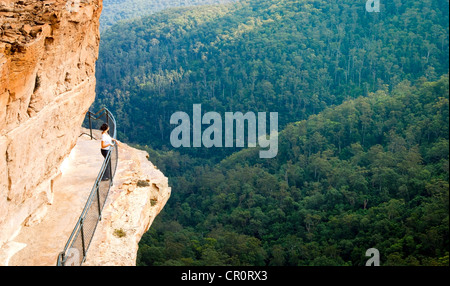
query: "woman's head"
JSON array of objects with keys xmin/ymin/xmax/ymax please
[{"xmin": 100, "ymin": 123, "xmax": 109, "ymax": 132}]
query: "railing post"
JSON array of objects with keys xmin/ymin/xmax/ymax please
[
  {"xmin": 57, "ymin": 252, "xmax": 65, "ymax": 266},
  {"xmin": 88, "ymin": 113, "xmax": 93, "ymax": 140},
  {"xmin": 96, "ymin": 183, "xmax": 102, "ymax": 221},
  {"xmin": 109, "ymin": 151, "xmax": 113, "ymax": 186},
  {"xmin": 80, "ymin": 219, "xmax": 86, "ymax": 262}
]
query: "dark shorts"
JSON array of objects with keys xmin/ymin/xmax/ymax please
[{"xmin": 101, "ymin": 149, "xmax": 111, "ymax": 180}]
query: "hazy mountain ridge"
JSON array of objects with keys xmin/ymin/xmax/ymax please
[
  {"xmin": 95, "ymin": 0, "xmax": 449, "ymax": 150},
  {"xmin": 100, "ymin": 0, "xmax": 239, "ymax": 32}
]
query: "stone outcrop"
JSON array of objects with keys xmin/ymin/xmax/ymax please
[
  {"xmin": 1, "ymin": 0, "xmax": 171, "ymax": 266},
  {"xmin": 84, "ymin": 135, "xmax": 171, "ymax": 266},
  {"xmin": 0, "ymin": 0, "xmax": 102, "ymax": 254}
]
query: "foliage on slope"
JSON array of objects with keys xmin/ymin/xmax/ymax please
[
  {"xmin": 95, "ymin": 0, "xmax": 449, "ymax": 151},
  {"xmin": 137, "ymin": 76, "xmax": 449, "ymax": 266}
]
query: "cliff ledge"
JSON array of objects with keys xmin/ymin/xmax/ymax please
[
  {"xmin": 6, "ymin": 133, "xmax": 170, "ymax": 266},
  {"xmin": 0, "ymin": 0, "xmax": 171, "ymax": 266}
]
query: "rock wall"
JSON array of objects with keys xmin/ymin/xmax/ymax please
[{"xmin": 0, "ymin": 0, "xmax": 103, "ymax": 249}]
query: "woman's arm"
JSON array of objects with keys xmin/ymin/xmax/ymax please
[{"xmin": 101, "ymin": 140, "xmax": 115, "ymax": 149}]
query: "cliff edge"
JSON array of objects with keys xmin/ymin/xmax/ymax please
[
  {"xmin": 6, "ymin": 132, "xmax": 170, "ymax": 266},
  {"xmin": 0, "ymin": 0, "xmax": 171, "ymax": 265}
]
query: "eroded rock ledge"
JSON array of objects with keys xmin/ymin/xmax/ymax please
[{"xmin": 84, "ymin": 138, "xmax": 171, "ymax": 266}]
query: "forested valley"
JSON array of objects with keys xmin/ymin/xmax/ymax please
[
  {"xmin": 93, "ymin": 0, "xmax": 449, "ymax": 266},
  {"xmin": 100, "ymin": 0, "xmax": 239, "ymax": 32}
]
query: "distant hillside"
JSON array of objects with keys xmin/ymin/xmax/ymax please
[
  {"xmin": 94, "ymin": 0, "xmax": 449, "ymax": 267},
  {"xmin": 100, "ymin": 0, "xmax": 239, "ymax": 32},
  {"xmin": 95, "ymin": 0, "xmax": 449, "ymax": 151},
  {"xmin": 137, "ymin": 75, "xmax": 449, "ymax": 266}
]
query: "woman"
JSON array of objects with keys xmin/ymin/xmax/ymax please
[{"xmin": 100, "ymin": 123, "xmax": 118, "ymax": 181}]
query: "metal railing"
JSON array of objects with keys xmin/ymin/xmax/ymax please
[{"xmin": 56, "ymin": 108, "xmax": 118, "ymax": 266}]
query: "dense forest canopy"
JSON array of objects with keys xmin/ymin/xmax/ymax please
[
  {"xmin": 100, "ymin": 0, "xmax": 239, "ymax": 32},
  {"xmin": 136, "ymin": 75, "xmax": 449, "ymax": 266},
  {"xmin": 94, "ymin": 0, "xmax": 449, "ymax": 266},
  {"xmin": 138, "ymin": 76, "xmax": 449, "ymax": 266},
  {"xmin": 96, "ymin": 0, "xmax": 448, "ymax": 152}
]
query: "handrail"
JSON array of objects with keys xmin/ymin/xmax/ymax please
[
  {"xmin": 80, "ymin": 108, "xmax": 117, "ymax": 140},
  {"xmin": 56, "ymin": 108, "xmax": 118, "ymax": 266}
]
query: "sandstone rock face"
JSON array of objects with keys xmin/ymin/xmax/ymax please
[
  {"xmin": 83, "ymin": 138, "xmax": 171, "ymax": 266},
  {"xmin": 0, "ymin": 0, "xmax": 103, "ymax": 249},
  {"xmin": 1, "ymin": 1, "xmax": 171, "ymax": 266}
]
